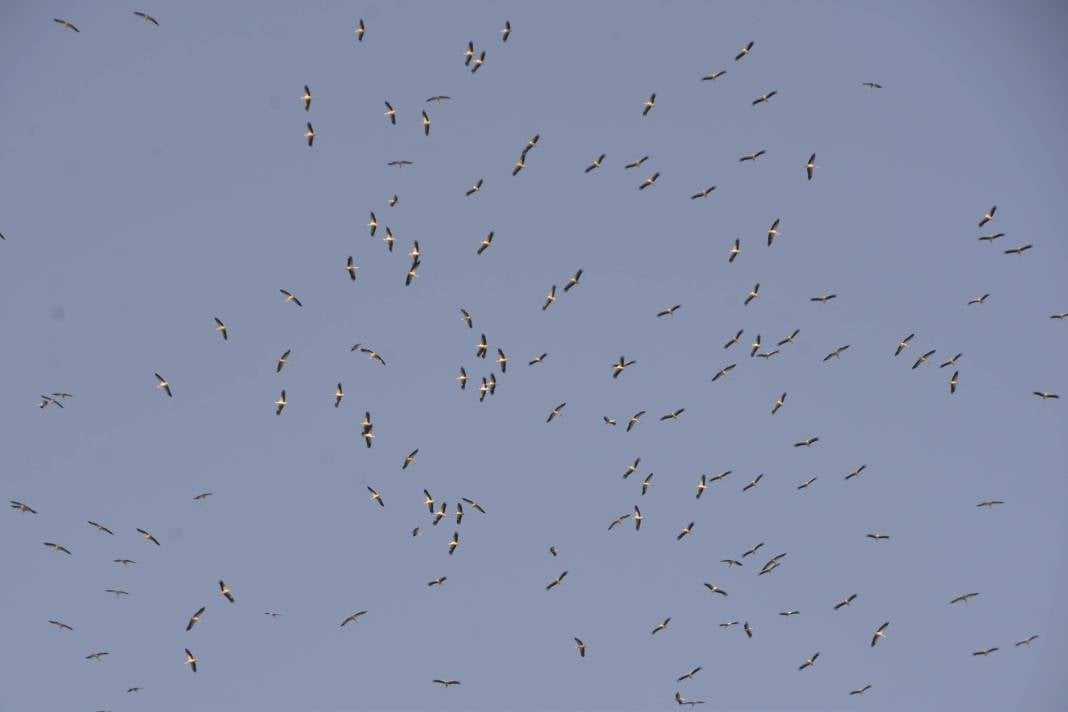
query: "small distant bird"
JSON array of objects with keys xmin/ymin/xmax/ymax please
[
  {"xmin": 387, "ymin": 159, "xmax": 413, "ymax": 168},
  {"xmin": 940, "ymin": 353, "xmax": 962, "ymax": 368},
  {"xmin": 626, "ymin": 411, "xmax": 646, "ymax": 432},
  {"xmin": 186, "ymin": 607, "xmax": 205, "ymax": 631},
  {"xmin": 133, "ymin": 11, "xmax": 159, "ymax": 25},
  {"xmin": 862, "ymin": 82, "xmax": 883, "ymax": 89},
  {"xmin": 611, "ymin": 356, "xmax": 637, "ymax": 379},
  {"xmin": 301, "ymin": 85, "xmax": 312, "ymax": 111},
  {"xmin": 729, "ymin": 239, "xmax": 741, "ymax": 263},
  {"xmin": 772, "ymin": 393, "xmax": 787, "ymax": 415},
  {"xmin": 86, "ymin": 651, "xmax": 109, "ymax": 661},
  {"xmin": 823, "ymin": 345, "xmax": 851, "ymax": 361},
  {"xmin": 751, "ymin": 90, "xmax": 777, "ymax": 106},
  {"xmin": 744, "ymin": 283, "xmax": 760, "ymax": 305},
  {"xmin": 501, "ymin": 20, "xmax": 511, "ymax": 41},
  {"xmin": 739, "ymin": 149, "xmax": 766, "ymax": 162},
  {"xmin": 460, "ymin": 308, "xmax": 473, "ymax": 328},
  {"xmin": 275, "ymin": 390, "xmax": 287, "ymax": 415},
  {"xmin": 676, "ymin": 522, "xmax": 695, "ymax": 540},
  {"xmin": 912, "ymin": 350, "xmax": 935, "ymax": 369},
  {"xmin": 471, "ymin": 51, "xmax": 486, "ymax": 73},
  {"xmin": 402, "ymin": 449, "xmax": 419, "ymax": 470},
  {"xmin": 10, "ymin": 501, "xmax": 37, "ymax": 514},
  {"xmin": 304, "ymin": 122, "xmax": 315, "ymax": 146},
  {"xmin": 798, "ymin": 652, "xmax": 820, "ymax": 671},
  {"xmin": 845, "ymin": 465, "xmax": 867, "ymax": 480},
  {"xmin": 871, "ymin": 622, "xmax": 890, "ymax": 647},
  {"xmin": 735, "ymin": 41, "xmax": 754, "ymax": 61},
  {"xmin": 677, "ymin": 666, "xmax": 702, "ymax": 682},
  {"xmin": 660, "ymin": 408, "xmax": 685, "ymax": 421},
  {"xmin": 642, "ymin": 93, "xmax": 656, "ymax": 116},
  {"xmin": 542, "ymin": 285, "xmax": 557, "ymax": 311},
  {"xmin": 978, "ymin": 232, "xmax": 1004, "ymax": 242},
  {"xmin": 949, "ymin": 371, "xmax": 959, "ymax": 394},
  {"xmin": 529, "ymin": 353, "xmax": 548, "ymax": 366},
  {"xmin": 834, "ymin": 594, "xmax": 858, "ymax": 610},
  {"xmin": 895, "ymin": 333, "xmax": 915, "ymax": 356},
  {"xmin": 389, "ymin": 194, "xmax": 399, "ymax": 207},
  {"xmin": 744, "ymin": 622, "xmax": 753, "ymax": 638},
  {"xmin": 977, "ymin": 500, "xmax": 1004, "ymax": 508},
  {"xmin": 279, "ymin": 289, "xmax": 302, "ymax": 307},
  {"xmin": 724, "ymin": 329, "xmax": 744, "ymax": 349},
  {"xmin": 691, "ymin": 186, "xmax": 716, "ymax": 200},
  {"xmin": 136, "ymin": 528, "xmax": 160, "ymax": 546},
  {"xmin": 638, "ymin": 173, "xmax": 660, "ymax": 190},
  {"xmin": 780, "ymin": 610, "xmax": 801, "ymax": 617},
  {"xmin": 658, "ymin": 304, "xmax": 682, "ymax": 318},
  {"xmin": 972, "ymin": 647, "xmax": 999, "ymax": 657},
  {"xmin": 574, "ymin": 638, "xmax": 586, "ymax": 657},
  {"xmin": 1033, "ymin": 391, "xmax": 1059, "ymax": 399},
  {"xmin": 105, "ymin": 589, "xmax": 129, "ymax": 597},
  {"xmin": 48, "ymin": 620, "xmax": 74, "ymax": 631},
  {"xmin": 383, "ymin": 101, "xmax": 397, "ymax": 125},
  {"xmin": 340, "ymin": 611, "xmax": 367, "ymax": 627},
  {"xmin": 88, "ymin": 521, "xmax": 114, "ymax": 535},
  {"xmin": 464, "ymin": 41, "xmax": 475, "ymax": 65},
  {"xmin": 422, "ymin": 111, "xmax": 432, "ymax": 136},
  {"xmin": 564, "ymin": 269, "xmax": 583, "ymax": 292},
  {"xmin": 154, "ymin": 373, "xmax": 172, "ymax": 397},
  {"xmin": 624, "ymin": 155, "xmax": 649, "ymax": 169},
  {"xmin": 978, "ymin": 205, "xmax": 997, "ymax": 227},
  {"xmin": 794, "ymin": 436, "xmax": 819, "ymax": 448},
  {"xmin": 546, "ymin": 402, "xmax": 566, "ymax": 423},
  {"xmin": 1004, "ymin": 244, "xmax": 1033, "ymax": 255},
  {"xmin": 806, "ymin": 153, "xmax": 817, "ymax": 180},
  {"xmin": 702, "ymin": 70, "xmax": 726, "ymax": 81},
  {"xmin": 867, "ymin": 533, "xmax": 890, "ymax": 541},
  {"xmin": 194, "ymin": 492, "xmax": 212, "ymax": 501},
  {"xmin": 466, "ymin": 178, "xmax": 483, "ymax": 197},
  {"xmin": 433, "ymin": 679, "xmax": 461, "ymax": 687},
  {"xmin": 779, "ymin": 329, "xmax": 800, "ymax": 346},
  {"xmin": 950, "ymin": 592, "xmax": 980, "ymax": 604},
  {"xmin": 276, "ymin": 349, "xmax": 291, "ymax": 373},
  {"xmin": 811, "ymin": 294, "xmax": 837, "ymax": 304},
  {"xmin": 459, "ymin": 497, "xmax": 484, "ymax": 514},
  {"xmin": 545, "ymin": 571, "xmax": 568, "ymax": 591},
  {"xmin": 703, "ymin": 583, "xmax": 728, "ymax": 596},
  {"xmin": 355, "ymin": 19, "xmax": 365, "ymax": 41},
  {"xmin": 367, "ymin": 487, "xmax": 384, "ymax": 507},
  {"xmin": 797, "ymin": 477, "xmax": 818, "ymax": 490},
  {"xmin": 633, "ymin": 506, "xmax": 644, "ymax": 530},
  {"xmin": 850, "ymin": 685, "xmax": 873, "ymax": 696},
  {"xmin": 742, "ymin": 473, "xmax": 763, "ymax": 492},
  {"xmin": 477, "ymin": 231, "xmax": 494, "ymax": 255},
  {"xmin": 1015, "ymin": 635, "xmax": 1039, "ymax": 647},
  {"xmin": 428, "ymin": 577, "xmax": 447, "ymax": 587},
  {"xmin": 184, "ymin": 648, "xmax": 198, "ymax": 672},
  {"xmin": 767, "ymin": 219, "xmax": 781, "ymax": 246},
  {"xmin": 585, "ymin": 154, "xmax": 606, "ymax": 173},
  {"xmin": 651, "ymin": 617, "xmax": 671, "ymax": 635},
  {"xmin": 448, "ymin": 531, "xmax": 459, "ymax": 555},
  {"xmin": 641, "ymin": 473, "xmax": 654, "ymax": 495},
  {"xmin": 968, "ymin": 293, "xmax": 990, "ymax": 305},
  {"xmin": 213, "ymin": 317, "xmax": 228, "ymax": 340},
  {"xmin": 712, "ymin": 364, "xmax": 736, "ymax": 381},
  {"xmin": 53, "ymin": 18, "xmax": 80, "ymax": 32}
]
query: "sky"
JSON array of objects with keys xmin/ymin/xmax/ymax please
[{"xmin": 1, "ymin": 1, "xmax": 1067, "ymax": 710}]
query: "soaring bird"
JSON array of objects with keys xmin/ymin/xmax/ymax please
[
  {"xmin": 735, "ymin": 41, "xmax": 754, "ymax": 60},
  {"xmin": 806, "ymin": 153, "xmax": 817, "ymax": 180},
  {"xmin": 476, "ymin": 334, "xmax": 489, "ymax": 358},
  {"xmin": 695, "ymin": 475, "xmax": 707, "ymax": 499},
  {"xmin": 218, "ymin": 581, "xmax": 235, "ymax": 603},
  {"xmin": 421, "ymin": 111, "xmax": 432, "ymax": 136},
  {"xmin": 676, "ymin": 522, "xmax": 695, "ymax": 540},
  {"xmin": 448, "ymin": 531, "xmax": 459, "ymax": 555},
  {"xmin": 564, "ymin": 269, "xmax": 583, "ymax": 291},
  {"xmin": 834, "ymin": 594, "xmax": 857, "ymax": 610},
  {"xmin": 729, "ymin": 239, "xmax": 741, "ymax": 263},
  {"xmin": 186, "ymin": 607, "xmax": 206, "ymax": 631},
  {"xmin": 279, "ymin": 289, "xmax": 302, "ymax": 307},
  {"xmin": 367, "ymin": 486, "xmax": 384, "ymax": 507},
  {"xmin": 276, "ymin": 349, "xmax": 291, "ymax": 373},
  {"xmin": 304, "ymin": 122, "xmax": 315, "ymax": 146},
  {"xmin": 968, "ymin": 293, "xmax": 990, "ymax": 305},
  {"xmin": 48, "ymin": 620, "xmax": 74, "ymax": 631},
  {"xmin": 978, "ymin": 232, "xmax": 1004, "ymax": 242},
  {"xmin": 301, "ymin": 85, "xmax": 312, "ymax": 111},
  {"xmin": 340, "ymin": 611, "xmax": 367, "ymax": 627},
  {"xmin": 866, "ymin": 533, "xmax": 890, "ymax": 541},
  {"xmin": 501, "ymin": 20, "xmax": 511, "ymax": 41},
  {"xmin": 657, "ymin": 304, "xmax": 682, "ymax": 318},
  {"xmin": 895, "ymin": 333, "xmax": 915, "ymax": 356},
  {"xmin": 651, "ymin": 617, "xmax": 671, "ymax": 635},
  {"xmin": 797, "ymin": 477, "xmax": 818, "ymax": 490},
  {"xmin": 660, "ymin": 408, "xmax": 685, "ymax": 421},
  {"xmin": 529, "ymin": 353, "xmax": 548, "ymax": 366},
  {"xmin": 402, "ymin": 449, "xmax": 419, "ymax": 470},
  {"xmin": 355, "ymin": 19, "xmax": 365, "ymax": 41},
  {"xmin": 744, "ymin": 283, "xmax": 760, "ymax": 305},
  {"xmin": 88, "ymin": 521, "xmax": 114, "ymax": 535},
  {"xmin": 739, "ymin": 149, "xmax": 766, "ymax": 162},
  {"xmin": 1003, "ymin": 244, "xmax": 1033, "ymax": 255},
  {"xmin": 213, "ymin": 317, "xmax": 228, "ymax": 340},
  {"xmin": 133, "ymin": 11, "xmax": 159, "ymax": 25},
  {"xmin": 978, "ymin": 205, "xmax": 996, "ymax": 227},
  {"xmin": 642, "ymin": 93, "xmax": 656, "ymax": 116},
  {"xmin": 912, "ymin": 350, "xmax": 937, "ymax": 369},
  {"xmin": 10, "ymin": 501, "xmax": 37, "ymax": 514},
  {"xmin": 53, "ymin": 18, "xmax": 80, "ymax": 32},
  {"xmin": 184, "ymin": 648, "xmax": 198, "ymax": 673},
  {"xmin": 972, "ymin": 647, "xmax": 999, "ymax": 657},
  {"xmin": 86, "ymin": 651, "xmax": 109, "ymax": 661},
  {"xmin": 471, "ymin": 50, "xmax": 486, "ymax": 73},
  {"xmin": 977, "ymin": 500, "xmax": 1004, "ymax": 508},
  {"xmin": 542, "ymin": 285, "xmax": 557, "ymax": 311},
  {"xmin": 798, "ymin": 652, "xmax": 820, "ymax": 671},
  {"xmin": 154, "ymin": 373, "xmax": 172, "ymax": 397},
  {"xmin": 850, "ymin": 685, "xmax": 873, "ymax": 696},
  {"xmin": 703, "ymin": 583, "xmax": 728, "ymax": 596},
  {"xmin": 624, "ymin": 155, "xmax": 649, "ymax": 169},
  {"xmin": 691, "ymin": 186, "xmax": 716, "ymax": 200},
  {"xmin": 137, "ymin": 528, "xmax": 160, "ymax": 546},
  {"xmin": 611, "ymin": 356, "xmax": 637, "ymax": 379},
  {"xmin": 626, "ymin": 411, "xmax": 646, "ymax": 432},
  {"xmin": 845, "ymin": 464, "xmax": 867, "ymax": 480},
  {"xmin": 641, "ymin": 473, "xmax": 654, "ymax": 495},
  {"xmin": 633, "ymin": 506, "xmax": 644, "ymax": 530},
  {"xmin": 794, "ymin": 436, "xmax": 819, "ymax": 448},
  {"xmin": 772, "ymin": 392, "xmax": 787, "ymax": 415},
  {"xmin": 464, "ymin": 41, "xmax": 475, "ymax": 65},
  {"xmin": 724, "ymin": 329, "xmax": 744, "ymax": 349},
  {"xmin": 546, "ymin": 402, "xmax": 566, "ymax": 423},
  {"xmin": 428, "ymin": 576, "xmax": 447, "ymax": 587},
  {"xmin": 477, "ymin": 231, "xmax": 494, "ymax": 255},
  {"xmin": 871, "ymin": 622, "xmax": 890, "ymax": 647},
  {"xmin": 823, "ymin": 345, "xmax": 851, "ymax": 361},
  {"xmin": 545, "ymin": 571, "xmax": 568, "ymax": 591},
  {"xmin": 950, "ymin": 592, "xmax": 980, "ymax": 604},
  {"xmin": 712, "ymin": 364, "xmax": 736, "ymax": 381},
  {"xmin": 638, "ymin": 173, "xmax": 660, "ymax": 190},
  {"xmin": 752, "ymin": 90, "xmax": 777, "ymax": 106},
  {"xmin": 433, "ymin": 679, "xmax": 461, "ymax": 687},
  {"xmin": 574, "ymin": 638, "xmax": 586, "ymax": 657},
  {"xmin": 949, "ymin": 371, "xmax": 959, "ymax": 394},
  {"xmin": 677, "ymin": 666, "xmax": 702, "ymax": 682},
  {"xmin": 275, "ymin": 390, "xmax": 287, "ymax": 415},
  {"xmin": 702, "ymin": 69, "xmax": 726, "ymax": 81},
  {"xmin": 940, "ymin": 353, "xmax": 962, "ymax": 368},
  {"xmin": 585, "ymin": 154, "xmax": 605, "ymax": 173},
  {"xmin": 742, "ymin": 473, "xmax": 763, "ymax": 492},
  {"xmin": 382, "ymin": 101, "xmax": 397, "ymax": 125},
  {"xmin": 810, "ymin": 294, "xmax": 837, "ymax": 304},
  {"xmin": 1015, "ymin": 635, "xmax": 1039, "ymax": 647},
  {"xmin": 862, "ymin": 82, "xmax": 883, "ymax": 89},
  {"xmin": 1033, "ymin": 391, "xmax": 1059, "ymax": 399},
  {"xmin": 767, "ymin": 219, "xmax": 781, "ymax": 246}
]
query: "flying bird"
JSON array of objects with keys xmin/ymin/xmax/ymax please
[
  {"xmin": 433, "ymin": 679, "xmax": 461, "ymax": 687},
  {"xmin": 1033, "ymin": 391, "xmax": 1059, "ymax": 399},
  {"xmin": 895, "ymin": 334, "xmax": 915, "ymax": 356},
  {"xmin": 823, "ymin": 345, "xmax": 851, "ymax": 361},
  {"xmin": 658, "ymin": 304, "xmax": 682, "ymax": 317},
  {"xmin": 466, "ymin": 179, "xmax": 484, "ymax": 197},
  {"xmin": 564, "ymin": 269, "xmax": 583, "ymax": 291},
  {"xmin": 871, "ymin": 622, "xmax": 890, "ymax": 647},
  {"xmin": 354, "ymin": 19, "xmax": 365, "ymax": 41},
  {"xmin": 574, "ymin": 638, "xmax": 586, "ymax": 657},
  {"xmin": 850, "ymin": 685, "xmax": 873, "ymax": 696},
  {"xmin": 542, "ymin": 285, "xmax": 557, "ymax": 311},
  {"xmin": 624, "ymin": 155, "xmax": 649, "ymax": 169},
  {"xmin": 949, "ymin": 371, "xmax": 959, "ymax": 394},
  {"xmin": 626, "ymin": 411, "xmax": 646, "ymax": 432},
  {"xmin": 545, "ymin": 571, "xmax": 568, "ymax": 591},
  {"xmin": 1015, "ymin": 635, "xmax": 1039, "ymax": 647},
  {"xmin": 184, "ymin": 648, "xmax": 198, "ymax": 672},
  {"xmin": 279, "ymin": 289, "xmax": 302, "ymax": 307},
  {"xmin": 739, "ymin": 149, "xmax": 766, "ymax": 162},
  {"xmin": 712, "ymin": 364, "xmax": 736, "ymax": 381},
  {"xmin": 1003, "ymin": 244, "xmax": 1033, "ymax": 255},
  {"xmin": 53, "ymin": 18, "xmax": 80, "ymax": 32},
  {"xmin": 651, "ymin": 617, "xmax": 671, "ymax": 635},
  {"xmin": 735, "ymin": 41, "xmax": 754, "ymax": 60},
  {"xmin": 729, "ymin": 239, "xmax": 741, "ymax": 263},
  {"xmin": 276, "ymin": 349, "xmax": 290, "ymax": 373},
  {"xmin": 136, "ymin": 528, "xmax": 160, "ymax": 546},
  {"xmin": 186, "ymin": 607, "xmax": 205, "ymax": 631},
  {"xmin": 751, "ymin": 90, "xmax": 777, "ymax": 106},
  {"xmin": 501, "ymin": 20, "xmax": 511, "ymax": 42},
  {"xmin": 154, "ymin": 373, "xmax": 172, "ymax": 397},
  {"xmin": 810, "ymin": 294, "xmax": 837, "ymax": 303},
  {"xmin": 772, "ymin": 392, "xmax": 787, "ymax": 414},
  {"xmin": 546, "ymin": 402, "xmax": 566, "ymax": 423},
  {"xmin": 806, "ymin": 153, "xmax": 817, "ymax": 180},
  {"xmin": 48, "ymin": 620, "xmax": 74, "ymax": 631},
  {"xmin": 978, "ymin": 205, "xmax": 997, "ymax": 227},
  {"xmin": 834, "ymin": 594, "xmax": 857, "ymax": 610},
  {"xmin": 367, "ymin": 486, "xmax": 384, "ymax": 507},
  {"xmin": 702, "ymin": 70, "xmax": 726, "ymax": 81},
  {"xmin": 950, "ymin": 592, "xmax": 980, "ymax": 604},
  {"xmin": 724, "ymin": 329, "xmax": 744, "ymax": 349},
  {"xmin": 703, "ymin": 583, "xmax": 728, "ymax": 596},
  {"xmin": 677, "ymin": 666, "xmax": 702, "ymax": 682},
  {"xmin": 798, "ymin": 652, "xmax": 820, "ymax": 671},
  {"xmin": 477, "ymin": 231, "xmax": 494, "ymax": 255},
  {"xmin": 968, "ymin": 293, "xmax": 990, "ymax": 305},
  {"xmin": 304, "ymin": 122, "xmax": 315, "ymax": 146},
  {"xmin": 421, "ymin": 111, "xmax": 432, "ymax": 136},
  {"xmin": 912, "ymin": 350, "xmax": 936, "ymax": 369},
  {"xmin": 585, "ymin": 154, "xmax": 605, "ymax": 173},
  {"xmin": 275, "ymin": 390, "xmax": 287, "ymax": 415},
  {"xmin": 611, "ymin": 356, "xmax": 637, "ymax": 378},
  {"xmin": 638, "ymin": 173, "xmax": 660, "ymax": 190},
  {"xmin": 133, "ymin": 11, "xmax": 159, "ymax": 25},
  {"xmin": 301, "ymin": 85, "xmax": 312, "ymax": 111},
  {"xmin": 88, "ymin": 521, "xmax": 114, "ymax": 535},
  {"xmin": 676, "ymin": 522, "xmax": 695, "ymax": 540},
  {"xmin": 862, "ymin": 82, "xmax": 883, "ymax": 89},
  {"xmin": 972, "ymin": 647, "xmax": 999, "ymax": 657},
  {"xmin": 744, "ymin": 283, "xmax": 760, "ymax": 305},
  {"xmin": 213, "ymin": 317, "xmax": 228, "ymax": 340},
  {"xmin": 340, "ymin": 611, "xmax": 367, "ymax": 627},
  {"xmin": 10, "ymin": 501, "xmax": 37, "ymax": 514},
  {"xmin": 642, "ymin": 93, "xmax": 656, "ymax": 116},
  {"xmin": 767, "ymin": 219, "xmax": 781, "ymax": 246},
  {"xmin": 794, "ymin": 436, "xmax": 819, "ymax": 448}
]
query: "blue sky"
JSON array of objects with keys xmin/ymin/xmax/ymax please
[{"xmin": 1, "ymin": 1, "xmax": 1066, "ymax": 710}]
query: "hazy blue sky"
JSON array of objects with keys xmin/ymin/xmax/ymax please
[{"xmin": 2, "ymin": 1, "xmax": 1067, "ymax": 710}]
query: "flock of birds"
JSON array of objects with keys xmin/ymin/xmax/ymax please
[{"xmin": 5, "ymin": 9, "xmax": 1063, "ymax": 711}]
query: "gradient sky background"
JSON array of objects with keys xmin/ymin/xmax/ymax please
[{"xmin": 2, "ymin": 1, "xmax": 1067, "ymax": 710}]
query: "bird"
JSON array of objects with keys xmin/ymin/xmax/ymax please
[
  {"xmin": 585, "ymin": 154, "xmax": 605, "ymax": 173},
  {"xmin": 53, "ymin": 18, "xmax": 80, "ymax": 32},
  {"xmin": 624, "ymin": 156, "xmax": 649, "ymax": 169},
  {"xmin": 651, "ymin": 617, "xmax": 671, "ymax": 635},
  {"xmin": 972, "ymin": 647, "xmax": 999, "ymax": 657},
  {"xmin": 477, "ymin": 231, "xmax": 494, "ymax": 255},
  {"xmin": 476, "ymin": 334, "xmax": 489, "ymax": 358},
  {"xmin": 712, "ymin": 364, "xmax": 736, "ymax": 382},
  {"xmin": 845, "ymin": 465, "xmax": 868, "ymax": 480},
  {"xmin": 703, "ymin": 583, "xmax": 728, "ymax": 596},
  {"xmin": 695, "ymin": 476, "xmax": 708, "ymax": 499},
  {"xmin": 354, "ymin": 19, "xmax": 365, "ymax": 41},
  {"xmin": 742, "ymin": 473, "xmax": 763, "ymax": 492},
  {"xmin": 387, "ymin": 159, "xmax": 413, "ymax": 168},
  {"xmin": 772, "ymin": 393, "xmax": 787, "ymax": 415},
  {"xmin": 86, "ymin": 651, "xmax": 109, "ymax": 661},
  {"xmin": 657, "ymin": 304, "xmax": 682, "ymax": 318},
  {"xmin": 950, "ymin": 592, "xmax": 980, "ymax": 604},
  {"xmin": 361, "ymin": 412, "xmax": 374, "ymax": 448},
  {"xmin": 739, "ymin": 149, "xmax": 766, "ymax": 162},
  {"xmin": 1033, "ymin": 391, "xmax": 1059, "ymax": 399},
  {"xmin": 797, "ymin": 477, "xmax": 818, "ymax": 490},
  {"xmin": 136, "ymin": 528, "xmax": 161, "ymax": 546},
  {"xmin": 702, "ymin": 70, "xmax": 726, "ymax": 81},
  {"xmin": 340, "ymin": 611, "xmax": 367, "ymax": 627},
  {"xmin": 1004, "ymin": 244, "xmax": 1033, "ymax": 255},
  {"xmin": 545, "ymin": 571, "xmax": 568, "ymax": 591},
  {"xmin": 968, "ymin": 293, "xmax": 991, "ymax": 305},
  {"xmin": 850, "ymin": 685, "xmax": 873, "ymax": 696},
  {"xmin": 546, "ymin": 402, "xmax": 566, "ymax": 423},
  {"xmin": 113, "ymin": 559, "xmax": 136, "ymax": 566},
  {"xmin": 279, "ymin": 289, "xmax": 302, "ymax": 307},
  {"xmin": 638, "ymin": 173, "xmax": 660, "ymax": 190},
  {"xmin": 940, "ymin": 353, "xmax": 962, "ymax": 368},
  {"xmin": 184, "ymin": 648, "xmax": 198, "ymax": 673},
  {"xmin": 542, "ymin": 285, "xmax": 557, "ymax": 311},
  {"xmin": 642, "ymin": 93, "xmax": 656, "ymax": 116},
  {"xmin": 978, "ymin": 205, "xmax": 997, "ymax": 227},
  {"xmin": 742, "ymin": 542, "xmax": 764, "ymax": 558},
  {"xmin": 471, "ymin": 51, "xmax": 486, "ymax": 73},
  {"xmin": 186, "ymin": 607, "xmax": 206, "ymax": 631},
  {"xmin": 512, "ymin": 157, "xmax": 526, "ymax": 176},
  {"xmin": 676, "ymin": 522, "xmax": 695, "ymax": 540},
  {"xmin": 724, "ymin": 329, "xmax": 744, "ymax": 349},
  {"xmin": 744, "ymin": 283, "xmax": 760, "ymax": 305},
  {"xmin": 691, "ymin": 186, "xmax": 716, "ymax": 200},
  {"xmin": 744, "ymin": 622, "xmax": 753, "ymax": 638},
  {"xmin": 810, "ymin": 294, "xmax": 837, "ymax": 304},
  {"xmin": 633, "ymin": 506, "xmax": 644, "ymax": 530},
  {"xmin": 215, "ymin": 580, "xmax": 235, "ymax": 603},
  {"xmin": 428, "ymin": 577, "xmax": 447, "ymax": 587},
  {"xmin": 823, "ymin": 345, "xmax": 851, "ymax": 361},
  {"xmin": 677, "ymin": 667, "xmax": 702, "ymax": 682},
  {"xmin": 735, "ymin": 41, "xmax": 754, "ymax": 60},
  {"xmin": 213, "ymin": 317, "xmax": 228, "ymax": 340},
  {"xmin": 750, "ymin": 334, "xmax": 762, "ymax": 357},
  {"xmin": 301, "ymin": 85, "xmax": 312, "ymax": 111},
  {"xmin": 641, "ymin": 473, "xmax": 654, "ymax": 495},
  {"xmin": 834, "ymin": 594, "xmax": 858, "ymax": 610},
  {"xmin": 459, "ymin": 308, "xmax": 474, "ymax": 329},
  {"xmin": 574, "ymin": 638, "xmax": 586, "ymax": 657},
  {"xmin": 867, "ymin": 533, "xmax": 890, "ymax": 541},
  {"xmin": 527, "ymin": 353, "xmax": 548, "ymax": 367},
  {"xmin": 767, "ymin": 219, "xmax": 781, "ymax": 246},
  {"xmin": 465, "ymin": 179, "xmax": 484, "ymax": 197},
  {"xmin": 611, "ymin": 356, "xmax": 637, "ymax": 379},
  {"xmin": 359, "ymin": 347, "xmax": 387, "ymax": 365},
  {"xmin": 871, "ymin": 622, "xmax": 890, "ymax": 647},
  {"xmin": 105, "ymin": 589, "xmax": 129, "ymax": 597},
  {"xmin": 752, "ymin": 90, "xmax": 778, "ymax": 106},
  {"xmin": 10, "ymin": 501, "xmax": 37, "ymax": 514},
  {"xmin": 275, "ymin": 349, "xmax": 291, "ymax": 373},
  {"xmin": 862, "ymin": 82, "xmax": 883, "ymax": 89},
  {"xmin": 48, "ymin": 619, "xmax": 74, "ymax": 631},
  {"xmin": 367, "ymin": 487, "xmax": 384, "ymax": 507},
  {"xmin": 464, "ymin": 41, "xmax": 475, "ymax": 65},
  {"xmin": 433, "ymin": 679, "xmax": 461, "ymax": 687},
  {"xmin": 133, "ymin": 11, "xmax": 159, "ymax": 26},
  {"xmin": 1050, "ymin": 312, "xmax": 1068, "ymax": 320},
  {"xmin": 448, "ymin": 532, "xmax": 459, "ymax": 555},
  {"xmin": 909, "ymin": 347, "xmax": 935, "ymax": 371},
  {"xmin": 1015, "ymin": 635, "xmax": 1039, "ymax": 647},
  {"xmin": 660, "ymin": 408, "xmax": 685, "ymax": 421},
  {"xmin": 333, "ymin": 383, "xmax": 345, "ymax": 408},
  {"xmin": 977, "ymin": 500, "xmax": 1004, "ymax": 508},
  {"xmin": 154, "ymin": 373, "xmax": 172, "ymax": 397},
  {"xmin": 402, "ymin": 449, "xmax": 419, "ymax": 470},
  {"xmin": 729, "ymin": 239, "xmax": 741, "ymax": 263},
  {"xmin": 274, "ymin": 390, "xmax": 287, "ymax": 416},
  {"xmin": 88, "ymin": 521, "xmax": 114, "ymax": 535},
  {"xmin": 501, "ymin": 20, "xmax": 511, "ymax": 41},
  {"xmin": 421, "ymin": 111, "xmax": 432, "ymax": 136},
  {"xmin": 794, "ymin": 436, "xmax": 819, "ymax": 448},
  {"xmin": 304, "ymin": 122, "xmax": 315, "ymax": 146},
  {"xmin": 798, "ymin": 652, "xmax": 820, "ymax": 671},
  {"xmin": 559, "ymin": 269, "xmax": 584, "ymax": 294},
  {"xmin": 806, "ymin": 153, "xmax": 817, "ymax": 180},
  {"xmin": 626, "ymin": 411, "xmax": 646, "ymax": 432},
  {"xmin": 383, "ymin": 101, "xmax": 397, "ymax": 125},
  {"xmin": 978, "ymin": 232, "xmax": 1005, "ymax": 242},
  {"xmin": 780, "ymin": 610, "xmax": 801, "ymax": 617}
]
